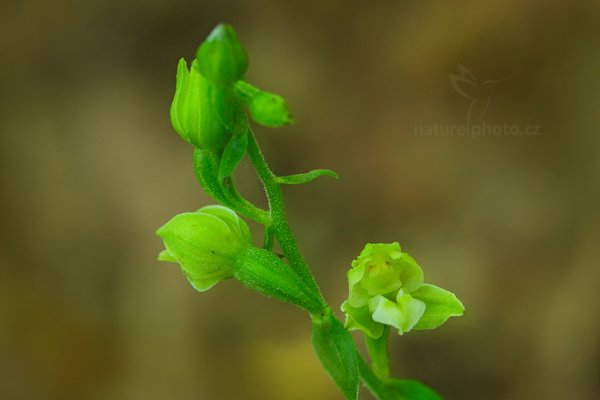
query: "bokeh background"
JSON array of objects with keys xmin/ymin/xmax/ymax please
[{"xmin": 1, "ymin": 0, "xmax": 599, "ymax": 399}]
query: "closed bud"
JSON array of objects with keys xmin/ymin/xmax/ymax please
[
  {"xmin": 235, "ymin": 81, "xmax": 293, "ymax": 127},
  {"xmin": 156, "ymin": 205, "xmax": 252, "ymax": 292},
  {"xmin": 170, "ymin": 58, "xmax": 231, "ymax": 149},
  {"xmin": 196, "ymin": 23, "xmax": 248, "ymax": 84},
  {"xmin": 249, "ymin": 91, "xmax": 293, "ymax": 127}
]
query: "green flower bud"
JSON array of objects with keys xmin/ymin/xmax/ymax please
[
  {"xmin": 156, "ymin": 205, "xmax": 252, "ymax": 292},
  {"xmin": 196, "ymin": 23, "xmax": 248, "ymax": 84},
  {"xmin": 170, "ymin": 58, "xmax": 231, "ymax": 149},
  {"xmin": 235, "ymin": 81, "xmax": 293, "ymax": 127},
  {"xmin": 235, "ymin": 81, "xmax": 294, "ymax": 128},
  {"xmin": 341, "ymin": 243, "xmax": 464, "ymax": 338},
  {"xmin": 248, "ymin": 91, "xmax": 293, "ymax": 127}
]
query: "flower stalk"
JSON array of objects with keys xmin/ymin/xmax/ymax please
[{"xmin": 155, "ymin": 22, "xmax": 464, "ymax": 400}]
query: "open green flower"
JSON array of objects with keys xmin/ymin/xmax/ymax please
[
  {"xmin": 341, "ymin": 243, "xmax": 464, "ymax": 338},
  {"xmin": 156, "ymin": 205, "xmax": 252, "ymax": 292}
]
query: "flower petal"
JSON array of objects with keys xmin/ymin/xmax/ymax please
[
  {"xmin": 197, "ymin": 205, "xmax": 252, "ymax": 243},
  {"xmin": 158, "ymin": 249, "xmax": 177, "ymax": 263},
  {"xmin": 341, "ymin": 301, "xmax": 384, "ymax": 339},
  {"xmin": 397, "ymin": 252, "xmax": 424, "ymax": 293},
  {"xmin": 411, "ymin": 284, "xmax": 465, "ymax": 330},
  {"xmin": 347, "ymin": 266, "xmax": 369, "ymax": 307}
]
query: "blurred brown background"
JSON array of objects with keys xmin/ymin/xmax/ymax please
[{"xmin": 1, "ymin": 0, "xmax": 599, "ymax": 399}]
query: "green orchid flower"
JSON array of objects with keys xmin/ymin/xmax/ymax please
[{"xmin": 341, "ymin": 243, "xmax": 464, "ymax": 338}]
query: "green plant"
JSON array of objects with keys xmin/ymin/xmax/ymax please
[{"xmin": 157, "ymin": 23, "xmax": 464, "ymax": 400}]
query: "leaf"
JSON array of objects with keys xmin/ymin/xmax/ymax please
[
  {"xmin": 194, "ymin": 148, "xmax": 226, "ymax": 202},
  {"xmin": 358, "ymin": 354, "xmax": 443, "ymax": 400},
  {"xmin": 411, "ymin": 284, "xmax": 465, "ymax": 330},
  {"xmin": 277, "ymin": 169, "xmax": 338, "ymax": 185},
  {"xmin": 311, "ymin": 309, "xmax": 359, "ymax": 400},
  {"xmin": 387, "ymin": 379, "xmax": 443, "ymax": 400},
  {"xmin": 218, "ymin": 131, "xmax": 248, "ymax": 181}
]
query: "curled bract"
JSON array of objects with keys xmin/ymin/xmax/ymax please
[{"xmin": 341, "ymin": 243, "xmax": 464, "ymax": 338}]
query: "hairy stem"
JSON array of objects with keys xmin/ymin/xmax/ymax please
[
  {"xmin": 245, "ymin": 129, "xmax": 325, "ymax": 307},
  {"xmin": 193, "ymin": 148, "xmax": 269, "ymax": 225},
  {"xmin": 358, "ymin": 353, "xmax": 394, "ymax": 400},
  {"xmin": 263, "ymin": 225, "xmax": 275, "ymax": 251}
]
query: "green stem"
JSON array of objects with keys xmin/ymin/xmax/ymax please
[
  {"xmin": 245, "ymin": 130, "xmax": 325, "ymax": 307},
  {"xmin": 365, "ymin": 326, "xmax": 391, "ymax": 380},
  {"xmin": 357, "ymin": 353, "xmax": 394, "ymax": 400},
  {"xmin": 193, "ymin": 148, "xmax": 269, "ymax": 225},
  {"xmin": 222, "ymin": 175, "xmax": 270, "ymax": 223},
  {"xmin": 263, "ymin": 225, "xmax": 274, "ymax": 251}
]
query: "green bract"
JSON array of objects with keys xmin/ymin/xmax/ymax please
[
  {"xmin": 156, "ymin": 205, "xmax": 252, "ymax": 292},
  {"xmin": 341, "ymin": 243, "xmax": 464, "ymax": 338},
  {"xmin": 170, "ymin": 59, "xmax": 231, "ymax": 150},
  {"xmin": 196, "ymin": 23, "xmax": 248, "ymax": 84}
]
